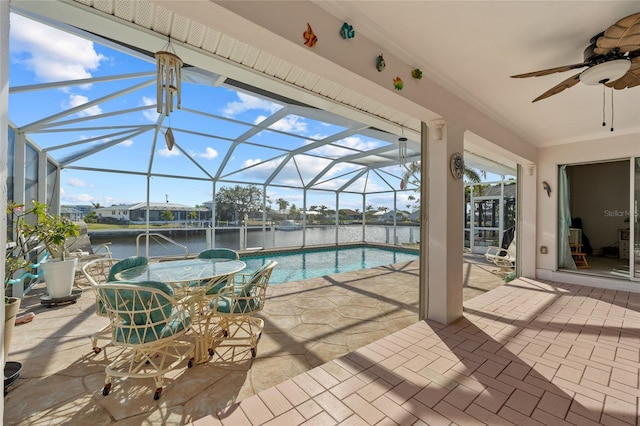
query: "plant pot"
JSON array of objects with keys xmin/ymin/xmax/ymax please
[
  {"xmin": 4, "ymin": 297, "xmax": 21, "ymax": 366},
  {"xmin": 40, "ymin": 257, "xmax": 78, "ymax": 299}
]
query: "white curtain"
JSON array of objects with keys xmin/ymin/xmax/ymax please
[{"xmin": 558, "ymin": 165, "xmax": 576, "ymax": 269}]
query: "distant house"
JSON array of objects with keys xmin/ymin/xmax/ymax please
[
  {"xmin": 94, "ymin": 202, "xmax": 209, "ymax": 223},
  {"xmin": 94, "ymin": 204, "xmax": 134, "ymax": 222},
  {"xmin": 62, "ymin": 205, "xmax": 93, "ymax": 218},
  {"xmin": 60, "ymin": 206, "xmax": 83, "ymax": 222},
  {"xmin": 339, "ymin": 209, "xmax": 361, "ymax": 221},
  {"xmin": 374, "ymin": 210, "xmax": 409, "ymax": 222}
]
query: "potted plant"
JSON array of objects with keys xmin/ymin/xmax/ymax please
[
  {"xmin": 7, "ymin": 201, "xmax": 80, "ymax": 300},
  {"xmin": 5, "ymin": 203, "xmax": 31, "ymax": 372}
]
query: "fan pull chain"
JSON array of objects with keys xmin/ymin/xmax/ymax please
[
  {"xmin": 600, "ymin": 86, "xmax": 616, "ymax": 132},
  {"xmin": 610, "ymin": 88, "xmax": 614, "ymax": 132},
  {"xmin": 602, "ymin": 85, "xmax": 606, "ymax": 127}
]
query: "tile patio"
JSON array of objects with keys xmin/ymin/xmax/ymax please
[{"xmin": 5, "ymin": 255, "xmax": 639, "ymax": 425}]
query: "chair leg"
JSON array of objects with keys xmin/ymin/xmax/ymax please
[
  {"xmin": 102, "ymin": 341, "xmax": 192, "ymax": 400},
  {"xmin": 90, "ymin": 324, "xmax": 111, "ymax": 354},
  {"xmin": 153, "ymin": 375, "xmax": 164, "ymax": 401},
  {"xmin": 102, "ymin": 375, "xmax": 112, "ymax": 396},
  {"xmin": 212, "ymin": 316, "xmax": 264, "ymax": 358}
]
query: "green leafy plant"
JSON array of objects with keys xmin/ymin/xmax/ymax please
[
  {"xmin": 503, "ymin": 271, "xmax": 516, "ymax": 283},
  {"xmin": 5, "ymin": 201, "xmax": 80, "ymax": 298},
  {"xmin": 20, "ymin": 201, "xmax": 80, "ymax": 261}
]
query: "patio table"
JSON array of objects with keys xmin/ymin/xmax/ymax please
[{"xmin": 115, "ymin": 258, "xmax": 246, "ymax": 363}]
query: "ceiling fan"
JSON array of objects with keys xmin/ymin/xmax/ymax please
[{"xmin": 512, "ymin": 11, "xmax": 640, "ymax": 102}]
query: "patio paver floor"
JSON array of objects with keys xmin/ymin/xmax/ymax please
[{"xmin": 10, "ymin": 255, "xmax": 635, "ymax": 425}]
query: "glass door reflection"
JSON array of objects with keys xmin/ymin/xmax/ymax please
[{"xmin": 634, "ymin": 158, "xmax": 639, "ymax": 280}]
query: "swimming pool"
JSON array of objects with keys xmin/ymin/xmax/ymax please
[{"xmin": 240, "ymin": 245, "xmax": 419, "ymax": 284}]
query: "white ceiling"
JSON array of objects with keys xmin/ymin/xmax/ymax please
[
  {"xmin": 11, "ymin": 0, "xmax": 639, "ymax": 181},
  {"xmin": 314, "ymin": 1, "xmax": 640, "ymax": 148}
]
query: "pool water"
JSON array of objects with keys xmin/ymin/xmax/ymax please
[{"xmin": 240, "ymin": 246, "xmax": 418, "ymax": 284}]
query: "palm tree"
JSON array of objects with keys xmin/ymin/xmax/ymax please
[
  {"xmin": 276, "ymin": 198, "xmax": 289, "ymax": 214},
  {"xmin": 318, "ymin": 205, "xmax": 328, "ymax": 219},
  {"xmin": 402, "ymin": 161, "xmax": 485, "ymax": 208}
]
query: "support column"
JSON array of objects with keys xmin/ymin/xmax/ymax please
[
  {"xmin": 424, "ymin": 119, "xmax": 464, "ymax": 324},
  {"xmin": 519, "ymin": 164, "xmax": 537, "ymax": 278},
  {"xmin": 302, "ymin": 189, "xmax": 307, "ymax": 246},
  {"xmin": 38, "ymin": 151, "xmax": 48, "ymax": 210},
  {"xmin": 1, "ymin": 0, "xmax": 10, "ymax": 375}
]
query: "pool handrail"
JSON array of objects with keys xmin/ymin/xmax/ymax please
[{"xmin": 135, "ymin": 233, "xmax": 190, "ymax": 259}]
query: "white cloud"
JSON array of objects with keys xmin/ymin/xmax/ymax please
[
  {"xmin": 309, "ymin": 133, "xmax": 328, "ymax": 140},
  {"xmin": 119, "ymin": 139, "xmax": 133, "ymax": 147},
  {"xmin": 142, "ymin": 96, "xmax": 160, "ymax": 122},
  {"xmin": 10, "ymin": 14, "xmax": 105, "ymax": 83},
  {"xmin": 60, "ymin": 193, "xmax": 133, "ymax": 206},
  {"xmin": 238, "ymin": 155, "xmax": 351, "ymax": 187},
  {"xmin": 222, "ymin": 92, "xmax": 281, "ymax": 117},
  {"xmin": 158, "ymin": 148, "xmax": 180, "ymax": 157},
  {"xmin": 338, "ymin": 136, "xmax": 380, "ymax": 151},
  {"xmin": 67, "ymin": 177, "xmax": 89, "ymax": 188},
  {"xmin": 269, "ymin": 115, "xmax": 308, "ymax": 133},
  {"xmin": 65, "ymin": 93, "xmax": 102, "ymax": 117},
  {"xmin": 198, "ymin": 147, "xmax": 219, "ymax": 160},
  {"xmin": 242, "ymin": 158, "xmax": 263, "ymax": 168},
  {"xmin": 61, "ymin": 193, "xmax": 94, "ymax": 203},
  {"xmin": 310, "ymin": 136, "xmax": 382, "ymax": 159}
]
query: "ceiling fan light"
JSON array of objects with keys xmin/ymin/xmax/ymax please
[{"xmin": 579, "ymin": 59, "xmax": 630, "ymax": 86}]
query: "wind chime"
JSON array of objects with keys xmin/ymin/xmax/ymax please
[
  {"xmin": 398, "ymin": 136, "xmax": 407, "ymax": 167},
  {"xmin": 399, "ymin": 134, "xmax": 408, "ymax": 190},
  {"xmin": 155, "ymin": 39, "xmax": 183, "ymax": 150}
]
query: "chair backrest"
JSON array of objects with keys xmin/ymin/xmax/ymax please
[
  {"xmin": 216, "ymin": 261, "xmax": 277, "ymax": 315},
  {"xmin": 96, "ymin": 280, "xmax": 189, "ymax": 345},
  {"xmin": 240, "ymin": 260, "xmax": 277, "ymax": 298},
  {"xmin": 82, "ymin": 257, "xmax": 122, "ymax": 287},
  {"xmin": 500, "ymin": 226, "xmax": 515, "ymax": 250},
  {"xmin": 198, "ymin": 248, "xmax": 239, "ymax": 260},
  {"xmin": 82, "ymin": 257, "xmax": 123, "ymax": 317},
  {"xmin": 505, "ymin": 236, "xmax": 517, "ymax": 259},
  {"xmin": 107, "ymin": 256, "xmax": 148, "ymax": 282},
  {"xmin": 568, "ymin": 228, "xmax": 582, "ymax": 246},
  {"xmin": 64, "ymin": 222, "xmax": 95, "ymax": 255}
]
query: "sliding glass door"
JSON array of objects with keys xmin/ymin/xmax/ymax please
[{"xmin": 634, "ymin": 158, "xmax": 639, "ymax": 280}]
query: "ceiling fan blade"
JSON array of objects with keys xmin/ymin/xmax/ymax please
[
  {"xmin": 532, "ymin": 72, "xmax": 582, "ymax": 102},
  {"xmin": 606, "ymin": 55, "xmax": 640, "ymax": 89},
  {"xmin": 511, "ymin": 63, "xmax": 587, "ymax": 78},
  {"xmin": 594, "ymin": 12, "xmax": 640, "ymax": 55}
]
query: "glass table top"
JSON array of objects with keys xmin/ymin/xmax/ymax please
[{"xmin": 114, "ymin": 258, "xmax": 246, "ymax": 283}]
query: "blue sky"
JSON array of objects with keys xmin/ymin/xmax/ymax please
[{"xmin": 9, "ymin": 13, "xmax": 509, "ymax": 212}]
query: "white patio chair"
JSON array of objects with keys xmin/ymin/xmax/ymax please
[
  {"xmin": 81, "ymin": 256, "xmax": 148, "ymax": 354},
  {"xmin": 64, "ymin": 222, "xmax": 112, "ymax": 285},
  {"xmin": 485, "ymin": 237, "xmax": 516, "ymax": 268},
  {"xmin": 96, "ymin": 280, "xmax": 194, "ymax": 400},
  {"xmin": 206, "ymin": 260, "xmax": 277, "ymax": 358}
]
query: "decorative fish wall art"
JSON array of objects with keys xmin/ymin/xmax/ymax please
[
  {"xmin": 303, "ymin": 23, "xmax": 318, "ymax": 47},
  {"xmin": 340, "ymin": 22, "xmax": 355, "ymax": 39},
  {"xmin": 376, "ymin": 54, "xmax": 386, "ymax": 72}
]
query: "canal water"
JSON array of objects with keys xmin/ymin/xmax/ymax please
[{"xmin": 90, "ymin": 225, "xmax": 420, "ymax": 258}]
